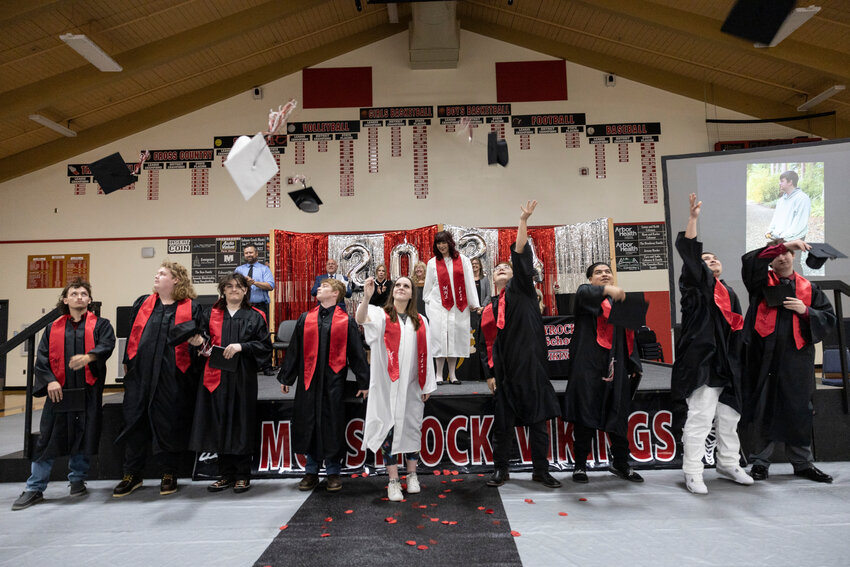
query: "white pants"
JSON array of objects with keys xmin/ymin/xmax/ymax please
[{"xmin": 682, "ymin": 385, "xmax": 742, "ymax": 474}]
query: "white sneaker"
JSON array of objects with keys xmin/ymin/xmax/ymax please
[
  {"xmin": 387, "ymin": 479, "xmax": 403, "ymax": 502},
  {"xmin": 685, "ymin": 473, "xmax": 708, "ymax": 494},
  {"xmin": 406, "ymin": 473, "xmax": 420, "ymax": 494},
  {"xmin": 716, "ymin": 465, "xmax": 755, "ymax": 485}
]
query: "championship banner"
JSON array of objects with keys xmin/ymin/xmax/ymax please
[{"xmin": 193, "ymin": 390, "xmax": 680, "ymax": 479}]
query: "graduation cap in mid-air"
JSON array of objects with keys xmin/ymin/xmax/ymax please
[
  {"xmin": 224, "ymin": 133, "xmax": 279, "ymax": 200},
  {"xmin": 805, "ymin": 242, "xmax": 848, "ymax": 270},
  {"xmin": 89, "ymin": 152, "xmax": 138, "ymax": 194},
  {"xmin": 487, "ymin": 131, "xmax": 509, "ymax": 167}
]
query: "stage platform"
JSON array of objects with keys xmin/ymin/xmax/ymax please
[{"xmin": 2, "ymin": 362, "xmax": 849, "ymax": 484}]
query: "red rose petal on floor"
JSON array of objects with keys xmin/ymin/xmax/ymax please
[
  {"xmin": 344, "ymin": 510, "xmax": 353, "ymax": 514},
  {"xmin": 401, "ymin": 499, "xmax": 407, "ymax": 503},
  {"xmin": 417, "ymin": 525, "xmax": 425, "ymax": 529},
  {"xmin": 579, "ymin": 498, "xmax": 588, "ymax": 502},
  {"xmin": 511, "ymin": 530, "xmax": 521, "ymax": 537},
  {"xmin": 430, "ymin": 517, "xmax": 440, "ymax": 522},
  {"xmin": 441, "ymin": 480, "xmax": 448, "ymax": 484},
  {"xmin": 351, "ymin": 474, "xmax": 359, "ymax": 478},
  {"xmin": 324, "ymin": 517, "xmax": 333, "ymax": 522},
  {"xmin": 381, "ymin": 497, "xmax": 388, "ymax": 501},
  {"xmin": 438, "ymin": 495, "xmax": 446, "ymax": 499},
  {"xmin": 477, "ymin": 506, "xmax": 485, "ymax": 510},
  {"xmin": 321, "ymin": 533, "xmax": 330, "ymax": 537},
  {"xmin": 524, "ymin": 498, "xmax": 534, "ymax": 504},
  {"xmin": 406, "ymin": 540, "xmax": 417, "ymax": 546},
  {"xmin": 451, "ymin": 471, "xmax": 459, "ymax": 475},
  {"xmin": 385, "ymin": 516, "xmax": 395, "ymax": 522},
  {"xmin": 444, "ymin": 489, "xmax": 452, "ymax": 493},
  {"xmin": 279, "ymin": 525, "xmax": 289, "ymax": 530},
  {"xmin": 451, "ymin": 478, "xmax": 463, "ymax": 482},
  {"xmin": 433, "ymin": 470, "xmax": 441, "ymax": 475},
  {"xmin": 430, "ymin": 503, "xmax": 438, "ymax": 507},
  {"xmin": 559, "ymin": 512, "xmax": 568, "ymax": 516},
  {"xmin": 429, "ymin": 539, "xmax": 438, "ymax": 544},
  {"xmin": 417, "ymin": 545, "xmax": 429, "ymax": 550},
  {"xmin": 441, "ymin": 520, "xmax": 449, "ymax": 524},
  {"xmin": 485, "ymin": 509, "xmax": 494, "ymax": 514},
  {"xmin": 477, "ymin": 474, "xmax": 485, "ymax": 477},
  {"xmin": 443, "ymin": 469, "xmax": 450, "ymax": 475},
  {"xmin": 361, "ymin": 472, "xmax": 369, "ymax": 477},
  {"xmin": 472, "ymin": 391, "xmax": 479, "ymax": 394},
  {"xmin": 419, "ymin": 505, "xmax": 428, "ymax": 509},
  {"xmin": 493, "ymin": 520, "xmax": 501, "ymax": 525},
  {"xmin": 448, "ymin": 521, "xmax": 458, "ymax": 525}
]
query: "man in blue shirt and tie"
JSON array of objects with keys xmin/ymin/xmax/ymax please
[{"xmin": 235, "ymin": 244, "xmax": 275, "ymax": 321}]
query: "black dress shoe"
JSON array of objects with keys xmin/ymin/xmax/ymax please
[
  {"xmin": 610, "ymin": 465, "xmax": 644, "ymax": 483},
  {"xmin": 532, "ymin": 471, "xmax": 562, "ymax": 488},
  {"xmin": 749, "ymin": 464, "xmax": 769, "ymax": 481},
  {"xmin": 572, "ymin": 468, "xmax": 589, "ymax": 484},
  {"xmin": 486, "ymin": 469, "xmax": 510, "ymax": 487},
  {"xmin": 794, "ymin": 466, "xmax": 833, "ymax": 483},
  {"xmin": 160, "ymin": 473, "xmax": 178, "ymax": 495},
  {"xmin": 70, "ymin": 480, "xmax": 87, "ymax": 497}
]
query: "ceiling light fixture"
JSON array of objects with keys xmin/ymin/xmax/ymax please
[
  {"xmin": 59, "ymin": 33, "xmax": 122, "ymax": 72},
  {"xmin": 797, "ymin": 85, "xmax": 846, "ymax": 112},
  {"xmin": 28, "ymin": 114, "xmax": 77, "ymax": 137},
  {"xmin": 754, "ymin": 6, "xmax": 821, "ymax": 48}
]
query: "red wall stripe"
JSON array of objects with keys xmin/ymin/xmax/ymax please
[
  {"xmin": 302, "ymin": 67, "xmax": 373, "ymax": 109},
  {"xmin": 495, "ymin": 60, "xmax": 567, "ymax": 103}
]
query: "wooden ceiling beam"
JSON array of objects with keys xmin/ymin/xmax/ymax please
[
  {"xmin": 0, "ymin": 0, "xmax": 334, "ymax": 121},
  {"xmin": 573, "ymin": 0, "xmax": 850, "ymax": 82},
  {"xmin": 0, "ymin": 21, "xmax": 407, "ymax": 183},
  {"xmin": 460, "ymin": 17, "xmax": 849, "ymax": 140},
  {"xmin": 0, "ymin": 0, "xmax": 64, "ymax": 25}
]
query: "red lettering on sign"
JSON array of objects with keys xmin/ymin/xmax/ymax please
[
  {"xmin": 628, "ymin": 411, "xmax": 653, "ymax": 462},
  {"xmin": 259, "ymin": 421, "xmax": 290, "ymax": 472},
  {"xmin": 419, "ymin": 416, "xmax": 444, "ymax": 466},
  {"xmin": 345, "ymin": 418, "xmax": 366, "ymax": 468},
  {"xmin": 470, "ymin": 415, "xmax": 493, "ymax": 465},
  {"xmin": 652, "ymin": 411, "xmax": 676, "ymax": 461},
  {"xmin": 446, "ymin": 416, "xmax": 469, "ymax": 466}
]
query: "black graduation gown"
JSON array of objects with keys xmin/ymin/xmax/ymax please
[
  {"xmin": 279, "ymin": 305, "xmax": 370, "ymax": 460},
  {"xmin": 563, "ymin": 284, "xmax": 642, "ymax": 436},
  {"xmin": 670, "ymin": 232, "xmax": 743, "ymax": 411},
  {"xmin": 33, "ymin": 314, "xmax": 115, "ymax": 460},
  {"xmin": 369, "ymin": 279, "xmax": 393, "ymax": 307},
  {"xmin": 740, "ymin": 247, "xmax": 836, "ymax": 446},
  {"xmin": 189, "ymin": 306, "xmax": 272, "ymax": 455},
  {"xmin": 478, "ymin": 244, "xmax": 560, "ymax": 426},
  {"xmin": 117, "ymin": 295, "xmax": 203, "ymax": 454}
]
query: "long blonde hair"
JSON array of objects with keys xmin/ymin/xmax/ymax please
[
  {"xmin": 159, "ymin": 260, "xmax": 197, "ymax": 301},
  {"xmin": 411, "ymin": 261, "xmax": 427, "ymax": 286}
]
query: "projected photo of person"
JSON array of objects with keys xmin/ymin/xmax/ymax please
[{"xmin": 745, "ymin": 163, "xmax": 824, "ymax": 274}]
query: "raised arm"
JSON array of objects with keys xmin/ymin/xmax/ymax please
[
  {"xmin": 355, "ymin": 277, "xmax": 375, "ymax": 324},
  {"xmin": 515, "ymin": 200, "xmax": 537, "ymax": 253},
  {"xmin": 685, "ymin": 192, "xmax": 700, "ymax": 239}
]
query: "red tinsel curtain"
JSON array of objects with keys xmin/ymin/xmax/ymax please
[
  {"xmin": 497, "ymin": 226, "xmax": 557, "ymax": 315},
  {"xmin": 382, "ymin": 225, "xmax": 439, "ymax": 277},
  {"xmin": 274, "ymin": 230, "xmax": 329, "ymax": 323}
]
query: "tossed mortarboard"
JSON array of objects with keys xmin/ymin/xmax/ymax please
[
  {"xmin": 288, "ymin": 186, "xmax": 323, "ymax": 213},
  {"xmin": 720, "ymin": 0, "xmax": 795, "ymax": 45},
  {"xmin": 608, "ymin": 292, "xmax": 649, "ymax": 330},
  {"xmin": 805, "ymin": 242, "xmax": 847, "ymax": 270},
  {"xmin": 89, "ymin": 152, "xmax": 138, "ymax": 194},
  {"xmin": 487, "ymin": 131, "xmax": 509, "ymax": 167},
  {"xmin": 223, "ymin": 133, "xmax": 279, "ymax": 200}
]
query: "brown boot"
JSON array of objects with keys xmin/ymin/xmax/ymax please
[
  {"xmin": 298, "ymin": 473, "xmax": 319, "ymax": 491},
  {"xmin": 326, "ymin": 474, "xmax": 342, "ymax": 492}
]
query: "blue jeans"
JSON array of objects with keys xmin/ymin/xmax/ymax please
[
  {"xmin": 26, "ymin": 454, "xmax": 90, "ymax": 492},
  {"xmin": 305, "ymin": 454, "xmax": 341, "ymax": 475}
]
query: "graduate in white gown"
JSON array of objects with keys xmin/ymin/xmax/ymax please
[
  {"xmin": 423, "ymin": 231, "xmax": 479, "ymax": 384},
  {"xmin": 357, "ymin": 276, "xmax": 437, "ymax": 502}
]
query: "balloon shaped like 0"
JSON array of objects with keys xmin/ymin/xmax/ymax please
[
  {"xmin": 458, "ymin": 232, "xmax": 486, "ymax": 261},
  {"xmin": 527, "ymin": 237, "xmax": 545, "ymax": 283},
  {"xmin": 390, "ymin": 242, "xmax": 419, "ymax": 280},
  {"xmin": 342, "ymin": 243, "xmax": 371, "ymax": 287}
]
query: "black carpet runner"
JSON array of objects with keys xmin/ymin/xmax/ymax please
[{"xmin": 254, "ymin": 473, "xmax": 522, "ymax": 566}]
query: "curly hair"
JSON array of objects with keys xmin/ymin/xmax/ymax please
[
  {"xmin": 160, "ymin": 260, "xmax": 197, "ymax": 301},
  {"xmin": 432, "ymin": 231, "xmax": 459, "ymax": 259},
  {"xmin": 383, "ymin": 277, "xmax": 421, "ymax": 330},
  {"xmin": 56, "ymin": 278, "xmax": 93, "ymax": 315}
]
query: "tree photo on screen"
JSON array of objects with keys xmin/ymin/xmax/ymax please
[{"xmin": 745, "ymin": 162, "xmax": 824, "ymax": 265}]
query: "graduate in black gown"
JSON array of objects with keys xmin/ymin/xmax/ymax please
[
  {"xmin": 479, "ymin": 200, "xmax": 561, "ymax": 489},
  {"xmin": 13, "ymin": 280, "xmax": 115, "ymax": 511},
  {"xmin": 114, "ymin": 261, "xmax": 203, "ymax": 498},
  {"xmin": 673, "ymin": 194, "xmax": 753, "ymax": 495},
  {"xmin": 279, "ymin": 277, "xmax": 369, "ymax": 492},
  {"xmin": 191, "ymin": 272, "xmax": 271, "ymax": 493},
  {"xmin": 368, "ymin": 264, "xmax": 393, "ymax": 307},
  {"xmin": 741, "ymin": 239, "xmax": 836, "ymax": 483},
  {"xmin": 563, "ymin": 262, "xmax": 643, "ymax": 483}
]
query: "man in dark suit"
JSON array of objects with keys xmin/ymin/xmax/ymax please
[{"xmin": 311, "ymin": 259, "xmax": 352, "ymax": 299}]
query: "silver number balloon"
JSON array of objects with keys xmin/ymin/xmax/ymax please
[
  {"xmin": 527, "ymin": 236, "xmax": 545, "ymax": 283},
  {"xmin": 342, "ymin": 243, "xmax": 371, "ymax": 287},
  {"xmin": 389, "ymin": 242, "xmax": 419, "ymax": 280},
  {"xmin": 458, "ymin": 232, "xmax": 486, "ymax": 261}
]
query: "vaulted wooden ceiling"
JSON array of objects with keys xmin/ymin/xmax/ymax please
[{"xmin": 2, "ymin": 0, "xmax": 848, "ymax": 183}]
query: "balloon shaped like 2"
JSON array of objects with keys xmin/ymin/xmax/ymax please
[{"xmin": 342, "ymin": 243, "xmax": 371, "ymax": 287}]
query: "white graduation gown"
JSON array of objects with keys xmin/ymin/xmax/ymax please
[
  {"xmin": 423, "ymin": 254, "xmax": 480, "ymax": 358},
  {"xmin": 362, "ymin": 305, "xmax": 437, "ymax": 454}
]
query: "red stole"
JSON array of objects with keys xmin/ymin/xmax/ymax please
[
  {"xmin": 596, "ymin": 298, "xmax": 634, "ymax": 355},
  {"xmin": 435, "ymin": 256, "xmax": 468, "ymax": 312},
  {"xmin": 384, "ymin": 312, "xmax": 429, "ymax": 388},
  {"xmin": 127, "ymin": 294, "xmax": 193, "ymax": 372},
  {"xmin": 202, "ymin": 307, "xmax": 225, "ymax": 392},
  {"xmin": 252, "ymin": 306, "xmax": 267, "ymax": 323},
  {"xmin": 755, "ymin": 271, "xmax": 812, "ymax": 349},
  {"xmin": 302, "ymin": 305, "xmax": 349, "ymax": 390},
  {"xmin": 480, "ymin": 291, "xmax": 507, "ymax": 369},
  {"xmin": 49, "ymin": 313, "xmax": 97, "ymax": 386},
  {"xmin": 713, "ymin": 277, "xmax": 744, "ymax": 331}
]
